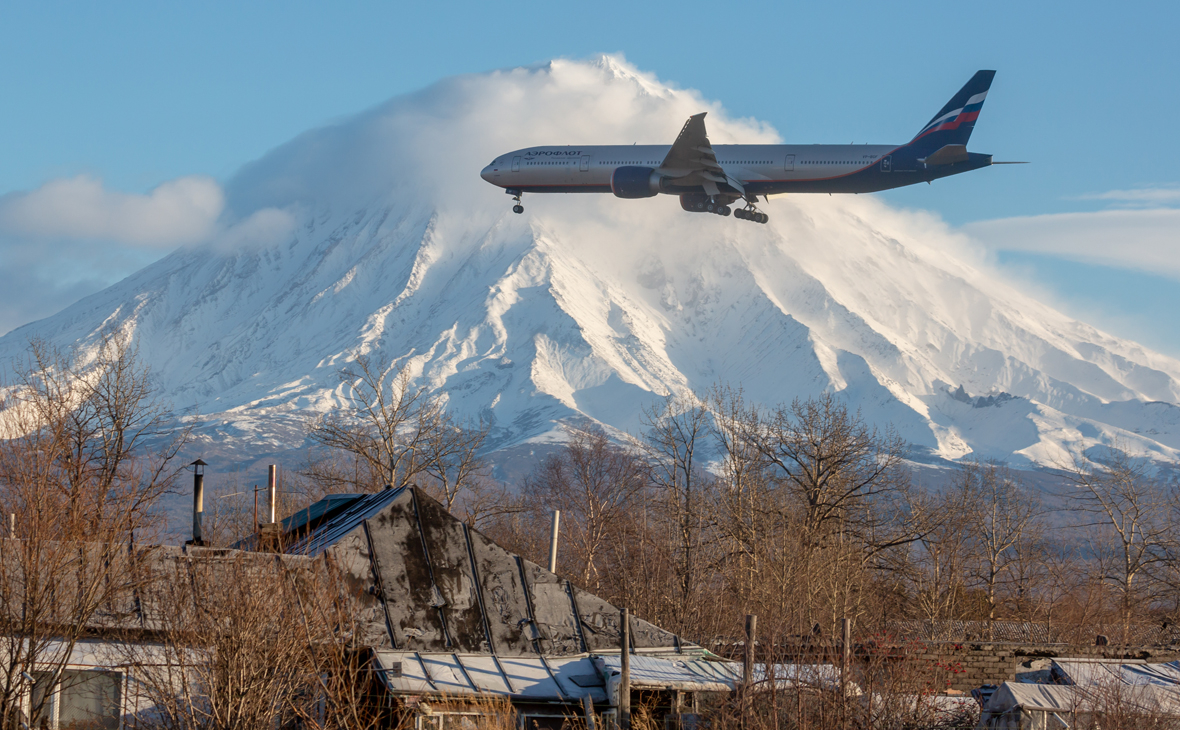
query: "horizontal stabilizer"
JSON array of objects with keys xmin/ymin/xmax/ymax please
[
  {"xmin": 991, "ymin": 161, "xmax": 1030, "ymax": 164},
  {"xmin": 921, "ymin": 144, "xmax": 969, "ymax": 166}
]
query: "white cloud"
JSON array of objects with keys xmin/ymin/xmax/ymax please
[
  {"xmin": 206, "ymin": 207, "xmax": 298, "ymax": 253},
  {"xmin": 962, "ymin": 208, "xmax": 1180, "ymax": 278},
  {"xmin": 1075, "ymin": 186, "xmax": 1180, "ymax": 207},
  {"xmin": 0, "ymin": 175, "xmax": 224, "ymax": 247}
]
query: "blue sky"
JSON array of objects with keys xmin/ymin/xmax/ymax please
[{"xmin": 1, "ymin": 1, "xmax": 1178, "ymax": 352}]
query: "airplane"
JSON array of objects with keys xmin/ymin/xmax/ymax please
[{"xmin": 479, "ymin": 70, "xmax": 1023, "ymax": 223}]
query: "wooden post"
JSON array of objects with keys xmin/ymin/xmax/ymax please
[
  {"xmin": 841, "ymin": 617, "xmax": 851, "ymax": 730},
  {"xmin": 620, "ymin": 607, "xmax": 631, "ymax": 730},
  {"xmin": 582, "ymin": 694, "xmax": 596, "ymax": 730},
  {"xmin": 842, "ymin": 617, "xmax": 851, "ymax": 669},
  {"xmin": 743, "ymin": 614, "xmax": 757, "ymax": 730},
  {"xmin": 744, "ymin": 614, "xmax": 756, "ymax": 684}
]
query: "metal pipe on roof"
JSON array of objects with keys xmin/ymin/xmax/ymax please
[
  {"xmin": 267, "ymin": 465, "xmax": 278, "ymax": 524},
  {"xmin": 548, "ymin": 510, "xmax": 561, "ymax": 573},
  {"xmin": 189, "ymin": 459, "xmax": 207, "ymax": 546}
]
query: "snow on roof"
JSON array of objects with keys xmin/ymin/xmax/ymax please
[{"xmin": 1052, "ymin": 658, "xmax": 1180, "ymax": 688}]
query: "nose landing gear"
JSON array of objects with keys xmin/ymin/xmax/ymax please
[{"xmin": 507, "ymin": 189, "xmax": 524, "ymax": 214}]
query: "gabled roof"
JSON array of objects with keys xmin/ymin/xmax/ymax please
[{"xmin": 271, "ymin": 486, "xmax": 691, "ymax": 658}]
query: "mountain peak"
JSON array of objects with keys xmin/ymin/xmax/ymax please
[{"xmin": 3, "ymin": 59, "xmax": 1178, "ymax": 467}]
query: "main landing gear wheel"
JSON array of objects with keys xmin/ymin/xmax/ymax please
[{"xmin": 736, "ymin": 206, "xmax": 768, "ymax": 224}]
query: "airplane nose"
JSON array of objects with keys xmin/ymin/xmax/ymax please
[{"xmin": 480, "ymin": 165, "xmax": 492, "ymax": 182}]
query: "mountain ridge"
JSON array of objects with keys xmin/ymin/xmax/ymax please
[{"xmin": 2, "ymin": 56, "xmax": 1178, "ymax": 469}]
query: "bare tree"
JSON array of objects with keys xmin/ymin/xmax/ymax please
[
  {"xmin": 523, "ymin": 426, "xmax": 647, "ymax": 592},
  {"xmin": 745, "ymin": 393, "xmax": 913, "ymax": 553},
  {"xmin": 740, "ymin": 393, "xmax": 921, "ymax": 632},
  {"xmin": 908, "ymin": 489, "xmax": 973, "ymax": 628},
  {"xmin": 641, "ymin": 393, "xmax": 717, "ymax": 633},
  {"xmin": 1063, "ymin": 447, "xmax": 1172, "ymax": 644},
  {"xmin": 305, "ymin": 354, "xmax": 488, "ymax": 510},
  {"xmin": 707, "ymin": 385, "xmax": 781, "ymax": 627},
  {"xmin": 122, "ymin": 551, "xmax": 322, "ymax": 730},
  {"xmin": 957, "ymin": 459, "xmax": 1042, "ymax": 636},
  {"xmin": 0, "ymin": 333, "xmax": 188, "ymax": 730}
]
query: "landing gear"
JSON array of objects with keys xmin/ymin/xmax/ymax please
[
  {"xmin": 507, "ymin": 189, "xmax": 524, "ymax": 214},
  {"xmin": 703, "ymin": 198, "xmax": 732, "ymax": 216},
  {"xmin": 678, "ymin": 194, "xmax": 740, "ymax": 218},
  {"xmin": 735, "ymin": 200, "xmax": 768, "ymax": 224}
]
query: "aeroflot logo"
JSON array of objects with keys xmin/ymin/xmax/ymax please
[{"xmin": 522, "ymin": 150, "xmax": 582, "ymax": 159}]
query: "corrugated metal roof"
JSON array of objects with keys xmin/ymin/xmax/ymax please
[
  {"xmin": 373, "ymin": 651, "xmax": 609, "ymax": 703},
  {"xmin": 374, "ymin": 650, "xmax": 835, "ymax": 703},
  {"xmin": 593, "ymin": 655, "xmax": 841, "ymax": 693},
  {"xmin": 285, "ymin": 488, "xmax": 408, "ymax": 555}
]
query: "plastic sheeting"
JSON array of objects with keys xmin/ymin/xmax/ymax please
[{"xmin": 1052, "ymin": 658, "xmax": 1180, "ymax": 688}]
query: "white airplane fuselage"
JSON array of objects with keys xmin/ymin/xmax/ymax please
[
  {"xmin": 480, "ymin": 71, "xmax": 1005, "ymax": 217},
  {"xmin": 479, "ymin": 143, "xmax": 960, "ymax": 196}
]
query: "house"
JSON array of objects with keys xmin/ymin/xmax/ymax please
[{"xmin": 248, "ymin": 485, "xmax": 733, "ymax": 728}]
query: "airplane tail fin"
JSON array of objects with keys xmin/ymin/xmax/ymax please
[{"xmin": 909, "ymin": 70, "xmax": 995, "ymax": 152}]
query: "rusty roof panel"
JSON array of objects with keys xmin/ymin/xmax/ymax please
[
  {"xmin": 567, "ymin": 584, "xmax": 623, "ymax": 652},
  {"xmin": 413, "ymin": 493, "xmax": 490, "ymax": 653},
  {"xmin": 467, "ymin": 521, "xmax": 534, "ymax": 655},
  {"xmin": 329, "ymin": 527, "xmax": 393, "ymax": 650},
  {"xmin": 522, "ymin": 561, "xmax": 584, "ymax": 656},
  {"xmin": 364, "ymin": 491, "xmax": 446, "ymax": 650}
]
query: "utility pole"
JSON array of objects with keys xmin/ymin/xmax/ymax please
[
  {"xmin": 743, "ymin": 614, "xmax": 756, "ymax": 730},
  {"xmin": 620, "ymin": 607, "xmax": 631, "ymax": 730},
  {"xmin": 841, "ymin": 617, "xmax": 851, "ymax": 730}
]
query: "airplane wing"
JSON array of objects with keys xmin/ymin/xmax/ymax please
[{"xmin": 658, "ymin": 113, "xmax": 743, "ymax": 197}]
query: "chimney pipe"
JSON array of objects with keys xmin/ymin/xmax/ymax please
[
  {"xmin": 189, "ymin": 459, "xmax": 207, "ymax": 546},
  {"xmin": 267, "ymin": 465, "xmax": 278, "ymax": 524},
  {"xmin": 548, "ymin": 510, "xmax": 561, "ymax": 573}
]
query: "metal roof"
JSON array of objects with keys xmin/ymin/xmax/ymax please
[
  {"xmin": 271, "ymin": 487, "xmax": 690, "ymax": 657},
  {"xmin": 593, "ymin": 654, "xmax": 842, "ymax": 693},
  {"xmin": 373, "ymin": 650, "xmax": 837, "ymax": 703},
  {"xmin": 373, "ymin": 651, "xmax": 609, "ymax": 703}
]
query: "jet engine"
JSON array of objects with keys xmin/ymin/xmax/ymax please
[{"xmin": 610, "ymin": 166, "xmax": 662, "ymax": 199}]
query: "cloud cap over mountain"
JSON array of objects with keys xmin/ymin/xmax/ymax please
[{"xmin": 3, "ymin": 55, "xmax": 1179, "ymax": 468}]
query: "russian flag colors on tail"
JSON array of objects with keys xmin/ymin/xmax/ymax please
[{"xmin": 909, "ymin": 70, "xmax": 996, "ymax": 152}]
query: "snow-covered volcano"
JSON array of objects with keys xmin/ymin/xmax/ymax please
[{"xmin": 3, "ymin": 56, "xmax": 1179, "ymax": 467}]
